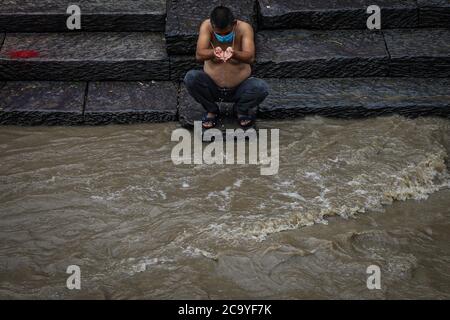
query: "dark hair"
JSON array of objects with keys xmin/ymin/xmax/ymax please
[{"xmin": 210, "ymin": 6, "xmax": 235, "ymax": 29}]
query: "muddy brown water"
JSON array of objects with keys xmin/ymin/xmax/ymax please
[{"xmin": 0, "ymin": 115, "xmax": 449, "ymax": 299}]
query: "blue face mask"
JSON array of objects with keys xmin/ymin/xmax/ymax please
[{"xmin": 214, "ymin": 30, "xmax": 235, "ymax": 43}]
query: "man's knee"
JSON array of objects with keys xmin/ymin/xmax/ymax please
[
  {"xmin": 184, "ymin": 69, "xmax": 203, "ymax": 89},
  {"xmin": 245, "ymin": 78, "xmax": 270, "ymax": 100}
]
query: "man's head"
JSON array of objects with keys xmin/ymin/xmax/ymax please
[{"xmin": 210, "ymin": 6, "xmax": 236, "ymax": 36}]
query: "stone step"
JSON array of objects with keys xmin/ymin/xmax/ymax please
[
  {"xmin": 418, "ymin": 0, "xmax": 450, "ymax": 28},
  {"xmin": 84, "ymin": 81, "xmax": 178, "ymax": 125},
  {"xmin": 0, "ymin": 81, "xmax": 86, "ymax": 125},
  {"xmin": 254, "ymin": 29, "xmax": 389, "ymax": 78},
  {"xmin": 383, "ymin": 28, "xmax": 450, "ymax": 77},
  {"xmin": 258, "ymin": 0, "xmax": 418, "ymax": 30},
  {"xmin": 179, "ymin": 77, "xmax": 450, "ymax": 127},
  {"xmin": 0, "ymin": 81, "xmax": 178, "ymax": 125},
  {"xmin": 258, "ymin": 0, "xmax": 450, "ymax": 30},
  {"xmin": 0, "ymin": 0, "xmax": 167, "ymax": 32},
  {"xmin": 1, "ymin": 78, "xmax": 449, "ymax": 126},
  {"xmin": 1, "ymin": 28, "xmax": 449, "ymax": 81},
  {"xmin": 0, "ymin": 32, "xmax": 170, "ymax": 81},
  {"xmin": 258, "ymin": 78, "xmax": 450, "ymax": 119},
  {"xmin": 253, "ymin": 28, "xmax": 450, "ymax": 78},
  {"xmin": 165, "ymin": 0, "xmax": 257, "ymax": 55},
  {"xmin": 171, "ymin": 28, "xmax": 450, "ymax": 80}
]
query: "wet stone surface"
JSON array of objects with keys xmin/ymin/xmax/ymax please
[
  {"xmin": 170, "ymin": 56, "xmax": 203, "ymax": 81},
  {"xmin": 84, "ymin": 81, "xmax": 178, "ymax": 125},
  {"xmin": 418, "ymin": 0, "xmax": 450, "ymax": 27},
  {"xmin": 0, "ymin": 81, "xmax": 85, "ymax": 125},
  {"xmin": 0, "ymin": 32, "xmax": 170, "ymax": 81},
  {"xmin": 178, "ymin": 83, "xmax": 207, "ymax": 128},
  {"xmin": 165, "ymin": 0, "xmax": 257, "ymax": 55},
  {"xmin": 254, "ymin": 29, "xmax": 389, "ymax": 78},
  {"xmin": 176, "ymin": 77, "xmax": 450, "ymax": 128},
  {"xmin": 257, "ymin": 0, "xmax": 419, "ymax": 30},
  {"xmin": 383, "ymin": 28, "xmax": 450, "ymax": 77},
  {"xmin": 258, "ymin": 77, "xmax": 450, "ymax": 119},
  {"xmin": 0, "ymin": 0, "xmax": 167, "ymax": 32}
]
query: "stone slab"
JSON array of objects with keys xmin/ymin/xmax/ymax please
[
  {"xmin": 169, "ymin": 55, "xmax": 204, "ymax": 81},
  {"xmin": 254, "ymin": 29, "xmax": 389, "ymax": 78},
  {"xmin": 383, "ymin": 28, "xmax": 450, "ymax": 77},
  {"xmin": 0, "ymin": 81, "xmax": 85, "ymax": 125},
  {"xmin": 258, "ymin": 0, "xmax": 419, "ymax": 30},
  {"xmin": 84, "ymin": 81, "xmax": 178, "ymax": 124},
  {"xmin": 0, "ymin": 32, "xmax": 170, "ymax": 81},
  {"xmin": 258, "ymin": 77, "xmax": 450, "ymax": 118},
  {"xmin": 418, "ymin": 0, "xmax": 450, "ymax": 27},
  {"xmin": 179, "ymin": 77, "xmax": 450, "ymax": 127},
  {"xmin": 0, "ymin": 0, "xmax": 167, "ymax": 32}
]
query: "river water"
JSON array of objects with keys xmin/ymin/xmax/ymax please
[{"xmin": 0, "ymin": 115, "xmax": 449, "ymax": 299}]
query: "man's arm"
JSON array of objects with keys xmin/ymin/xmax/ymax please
[
  {"xmin": 196, "ymin": 20, "xmax": 216, "ymax": 62},
  {"xmin": 231, "ymin": 23, "xmax": 255, "ymax": 64}
]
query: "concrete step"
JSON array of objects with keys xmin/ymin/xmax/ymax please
[
  {"xmin": 0, "ymin": 81, "xmax": 178, "ymax": 125},
  {"xmin": 258, "ymin": 0, "xmax": 450, "ymax": 30},
  {"xmin": 179, "ymin": 77, "xmax": 450, "ymax": 127},
  {"xmin": 165, "ymin": 0, "xmax": 257, "ymax": 55},
  {"xmin": 0, "ymin": 32, "xmax": 170, "ymax": 81},
  {"xmin": 0, "ymin": 0, "xmax": 167, "ymax": 32}
]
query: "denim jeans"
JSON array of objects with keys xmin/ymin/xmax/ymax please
[{"xmin": 184, "ymin": 69, "xmax": 269, "ymax": 116}]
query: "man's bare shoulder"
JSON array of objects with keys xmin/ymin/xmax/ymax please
[
  {"xmin": 200, "ymin": 19, "xmax": 212, "ymax": 31},
  {"xmin": 237, "ymin": 20, "xmax": 253, "ymax": 33}
]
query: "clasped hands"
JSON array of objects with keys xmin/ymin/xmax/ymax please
[{"xmin": 214, "ymin": 46, "xmax": 234, "ymax": 62}]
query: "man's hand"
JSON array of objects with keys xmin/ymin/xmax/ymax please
[
  {"xmin": 223, "ymin": 47, "xmax": 234, "ymax": 62},
  {"xmin": 214, "ymin": 47, "xmax": 225, "ymax": 62}
]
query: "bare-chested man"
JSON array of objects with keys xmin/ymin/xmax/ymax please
[{"xmin": 184, "ymin": 6, "xmax": 269, "ymax": 129}]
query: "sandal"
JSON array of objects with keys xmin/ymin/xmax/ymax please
[
  {"xmin": 202, "ymin": 112, "xmax": 219, "ymax": 129},
  {"xmin": 237, "ymin": 114, "xmax": 256, "ymax": 129}
]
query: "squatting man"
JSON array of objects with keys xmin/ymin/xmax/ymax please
[
  {"xmin": 174, "ymin": 6, "xmax": 277, "ymax": 176},
  {"xmin": 184, "ymin": 5, "xmax": 270, "ymax": 129}
]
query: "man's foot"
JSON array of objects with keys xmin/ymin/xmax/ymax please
[
  {"xmin": 202, "ymin": 112, "xmax": 218, "ymax": 129},
  {"xmin": 237, "ymin": 114, "xmax": 256, "ymax": 129}
]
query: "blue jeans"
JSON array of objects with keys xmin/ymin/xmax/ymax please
[{"xmin": 184, "ymin": 69, "xmax": 269, "ymax": 116}]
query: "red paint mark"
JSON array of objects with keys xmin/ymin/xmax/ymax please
[{"xmin": 8, "ymin": 50, "xmax": 40, "ymax": 59}]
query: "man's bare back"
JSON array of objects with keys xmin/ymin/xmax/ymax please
[{"xmin": 196, "ymin": 19, "xmax": 255, "ymax": 88}]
